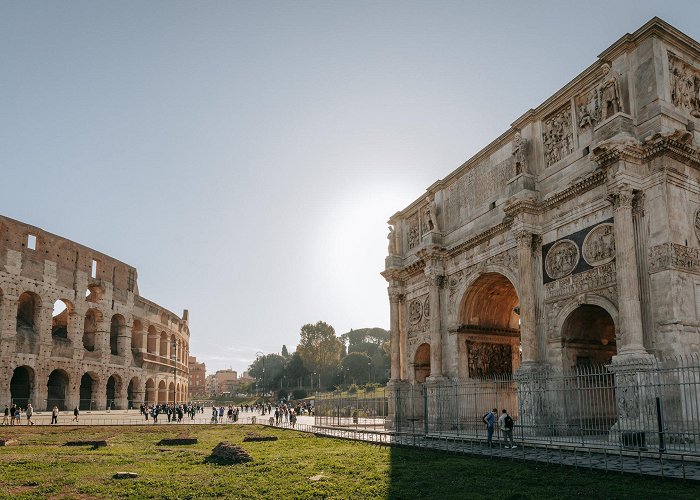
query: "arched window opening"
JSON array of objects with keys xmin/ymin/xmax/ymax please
[
  {"xmin": 51, "ymin": 299, "xmax": 72, "ymax": 339},
  {"xmin": 17, "ymin": 292, "xmax": 40, "ymax": 333},
  {"xmin": 83, "ymin": 309, "xmax": 100, "ymax": 352}
]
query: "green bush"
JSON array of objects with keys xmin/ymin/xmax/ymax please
[{"xmin": 348, "ymin": 384, "xmax": 359, "ymax": 394}]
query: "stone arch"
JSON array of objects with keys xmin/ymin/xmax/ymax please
[
  {"xmin": 449, "ymin": 263, "xmax": 520, "ymax": 326},
  {"xmin": 106, "ymin": 374, "xmax": 123, "ymax": 409},
  {"xmin": 85, "ymin": 283, "xmax": 103, "ymax": 303},
  {"xmin": 109, "ymin": 314, "xmax": 125, "ymax": 356},
  {"xmin": 556, "ymin": 296, "xmax": 618, "ymax": 371},
  {"xmin": 168, "ymin": 381, "xmax": 175, "ymax": 403},
  {"xmin": 47, "ymin": 369, "xmax": 70, "ymax": 411},
  {"xmin": 414, "ymin": 343, "xmax": 430, "ymax": 383},
  {"xmin": 51, "ymin": 299, "xmax": 74, "ymax": 339},
  {"xmin": 170, "ymin": 334, "xmax": 177, "ymax": 360},
  {"xmin": 131, "ymin": 320, "xmax": 144, "ymax": 351},
  {"xmin": 157, "ymin": 380, "xmax": 167, "ymax": 404},
  {"xmin": 159, "ymin": 332, "xmax": 168, "ymax": 358},
  {"xmin": 147, "ymin": 325, "xmax": 158, "ymax": 354},
  {"xmin": 79, "ymin": 371, "xmax": 100, "ymax": 410},
  {"xmin": 83, "ymin": 308, "xmax": 102, "ymax": 352},
  {"xmin": 145, "ymin": 378, "xmax": 156, "ymax": 405},
  {"xmin": 455, "ymin": 271, "xmax": 521, "ymax": 379},
  {"xmin": 10, "ymin": 365, "xmax": 35, "ymax": 408},
  {"xmin": 554, "ymin": 294, "xmax": 619, "ymax": 338},
  {"xmin": 17, "ymin": 291, "xmax": 42, "ymax": 333},
  {"xmin": 127, "ymin": 376, "xmax": 141, "ymax": 409}
]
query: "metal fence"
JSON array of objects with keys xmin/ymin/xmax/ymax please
[{"xmin": 317, "ymin": 355, "xmax": 700, "ymax": 455}]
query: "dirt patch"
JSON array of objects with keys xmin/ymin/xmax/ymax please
[
  {"xmin": 157, "ymin": 438, "xmax": 198, "ymax": 445},
  {"xmin": 205, "ymin": 442, "xmax": 252, "ymax": 464},
  {"xmin": 64, "ymin": 440, "xmax": 108, "ymax": 449},
  {"xmin": 242, "ymin": 432, "xmax": 278, "ymax": 442}
]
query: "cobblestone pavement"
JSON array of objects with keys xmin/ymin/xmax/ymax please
[{"xmin": 5, "ymin": 409, "xmax": 697, "ymax": 481}]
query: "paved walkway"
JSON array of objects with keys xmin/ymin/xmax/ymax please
[{"xmin": 300, "ymin": 425, "xmax": 700, "ymax": 481}]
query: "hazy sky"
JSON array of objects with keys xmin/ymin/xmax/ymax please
[{"xmin": 3, "ymin": 1, "xmax": 700, "ymax": 374}]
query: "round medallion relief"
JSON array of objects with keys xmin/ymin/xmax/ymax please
[
  {"xmin": 408, "ymin": 299, "xmax": 423, "ymax": 324},
  {"xmin": 545, "ymin": 239, "xmax": 579, "ymax": 280},
  {"xmin": 582, "ymin": 223, "xmax": 616, "ymax": 266},
  {"xmin": 695, "ymin": 208, "xmax": 700, "ymax": 242}
]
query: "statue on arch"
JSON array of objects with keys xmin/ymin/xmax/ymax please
[
  {"xmin": 597, "ymin": 63, "xmax": 622, "ymax": 121},
  {"xmin": 425, "ymin": 196, "xmax": 440, "ymax": 233}
]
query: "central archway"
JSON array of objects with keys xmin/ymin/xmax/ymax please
[{"xmin": 457, "ymin": 272, "xmax": 521, "ymax": 378}]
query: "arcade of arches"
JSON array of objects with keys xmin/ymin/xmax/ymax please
[{"xmin": 0, "ymin": 215, "xmax": 192, "ymax": 410}]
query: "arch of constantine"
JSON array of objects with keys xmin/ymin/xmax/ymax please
[
  {"xmin": 383, "ymin": 18, "xmax": 700, "ymax": 435},
  {"xmin": 0, "ymin": 215, "xmax": 190, "ymax": 411}
]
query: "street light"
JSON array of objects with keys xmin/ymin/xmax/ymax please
[
  {"xmin": 368, "ymin": 362, "xmax": 372, "ymax": 384},
  {"xmin": 256, "ymin": 352, "xmax": 265, "ymax": 398},
  {"xmin": 171, "ymin": 338, "xmax": 177, "ymax": 406}
]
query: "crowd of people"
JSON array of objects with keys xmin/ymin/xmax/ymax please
[
  {"xmin": 2, "ymin": 403, "xmax": 35, "ymax": 425},
  {"xmin": 2, "ymin": 400, "xmax": 314, "ymax": 427}
]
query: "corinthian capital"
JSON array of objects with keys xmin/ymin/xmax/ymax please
[
  {"xmin": 608, "ymin": 185, "xmax": 634, "ymax": 211},
  {"xmin": 514, "ymin": 230, "xmax": 533, "ymax": 247},
  {"xmin": 388, "ymin": 287, "xmax": 403, "ymax": 303}
]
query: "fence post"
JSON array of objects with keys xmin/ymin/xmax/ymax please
[
  {"xmin": 655, "ymin": 397, "xmax": 665, "ymax": 453},
  {"xmin": 423, "ymin": 386, "xmax": 428, "ymax": 436}
]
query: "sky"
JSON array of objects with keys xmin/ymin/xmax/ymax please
[{"xmin": 3, "ymin": 1, "xmax": 700, "ymax": 375}]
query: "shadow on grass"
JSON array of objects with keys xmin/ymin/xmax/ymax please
[{"xmin": 388, "ymin": 444, "xmax": 699, "ymax": 499}]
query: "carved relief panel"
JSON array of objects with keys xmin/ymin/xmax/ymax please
[
  {"xmin": 545, "ymin": 239, "xmax": 579, "ymax": 280},
  {"xmin": 467, "ymin": 341, "xmax": 512, "ymax": 377},
  {"xmin": 582, "ymin": 223, "xmax": 615, "ymax": 266},
  {"xmin": 542, "ymin": 105, "xmax": 574, "ymax": 167},
  {"xmin": 669, "ymin": 52, "xmax": 700, "ymax": 118}
]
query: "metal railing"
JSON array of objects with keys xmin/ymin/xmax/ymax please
[{"xmin": 315, "ymin": 355, "xmax": 700, "ymax": 455}]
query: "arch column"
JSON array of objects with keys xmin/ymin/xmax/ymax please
[
  {"xmin": 35, "ymin": 369, "xmax": 49, "ymax": 410},
  {"xmin": 388, "ymin": 286, "xmax": 403, "ymax": 381},
  {"xmin": 424, "ymin": 262, "xmax": 445, "ymax": 382},
  {"xmin": 94, "ymin": 377, "xmax": 107, "ymax": 409},
  {"xmin": 516, "ymin": 230, "xmax": 539, "ymax": 364},
  {"xmin": 608, "ymin": 185, "xmax": 648, "ymax": 359},
  {"xmin": 66, "ymin": 375, "xmax": 80, "ymax": 411}
]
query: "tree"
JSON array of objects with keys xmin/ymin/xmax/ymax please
[
  {"xmin": 296, "ymin": 321, "xmax": 342, "ymax": 389},
  {"xmin": 340, "ymin": 327, "xmax": 390, "ymax": 383},
  {"xmin": 285, "ymin": 351, "xmax": 309, "ymax": 388},
  {"xmin": 342, "ymin": 352, "xmax": 372, "ymax": 385},
  {"xmin": 281, "ymin": 344, "xmax": 289, "ymax": 357},
  {"xmin": 247, "ymin": 353, "xmax": 286, "ymax": 391}
]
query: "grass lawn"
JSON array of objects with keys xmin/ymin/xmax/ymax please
[{"xmin": 0, "ymin": 425, "xmax": 696, "ymax": 499}]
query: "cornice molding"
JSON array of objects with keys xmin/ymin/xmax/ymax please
[{"xmin": 447, "ymin": 221, "xmax": 513, "ymax": 256}]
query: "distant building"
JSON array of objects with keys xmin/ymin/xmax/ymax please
[
  {"xmin": 205, "ymin": 374, "xmax": 216, "ymax": 397},
  {"xmin": 188, "ymin": 356, "xmax": 206, "ymax": 397},
  {"xmin": 213, "ymin": 369, "xmax": 238, "ymax": 396}
]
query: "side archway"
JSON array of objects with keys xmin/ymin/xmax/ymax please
[
  {"xmin": 414, "ymin": 343, "xmax": 430, "ymax": 383},
  {"xmin": 10, "ymin": 366, "xmax": 35, "ymax": 408},
  {"xmin": 47, "ymin": 369, "xmax": 70, "ymax": 411}
]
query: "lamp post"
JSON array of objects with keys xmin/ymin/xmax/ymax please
[
  {"xmin": 171, "ymin": 339, "xmax": 177, "ymax": 407},
  {"xmin": 256, "ymin": 352, "xmax": 265, "ymax": 398},
  {"xmin": 368, "ymin": 362, "xmax": 372, "ymax": 384}
]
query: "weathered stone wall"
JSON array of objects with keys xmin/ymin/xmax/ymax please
[{"xmin": 0, "ymin": 215, "xmax": 190, "ymax": 409}]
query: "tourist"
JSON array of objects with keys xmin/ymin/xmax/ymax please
[
  {"xmin": 73, "ymin": 406, "xmax": 80, "ymax": 422},
  {"xmin": 498, "ymin": 409, "xmax": 516, "ymax": 449},
  {"xmin": 483, "ymin": 408, "xmax": 496, "ymax": 448},
  {"xmin": 51, "ymin": 405, "xmax": 59, "ymax": 425},
  {"xmin": 290, "ymin": 410, "xmax": 296, "ymax": 428},
  {"xmin": 218, "ymin": 406, "xmax": 224, "ymax": 423},
  {"xmin": 14, "ymin": 406, "xmax": 21, "ymax": 425},
  {"xmin": 2, "ymin": 404, "xmax": 8, "ymax": 425},
  {"xmin": 151, "ymin": 406, "xmax": 158, "ymax": 423},
  {"xmin": 26, "ymin": 403, "xmax": 34, "ymax": 425},
  {"xmin": 10, "ymin": 404, "xmax": 16, "ymax": 425}
]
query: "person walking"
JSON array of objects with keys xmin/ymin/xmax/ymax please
[
  {"xmin": 73, "ymin": 406, "xmax": 80, "ymax": 422},
  {"xmin": 498, "ymin": 409, "xmax": 516, "ymax": 449},
  {"xmin": 51, "ymin": 406, "xmax": 59, "ymax": 424},
  {"xmin": 14, "ymin": 406, "xmax": 21, "ymax": 425},
  {"xmin": 2, "ymin": 405, "xmax": 9, "ymax": 425},
  {"xmin": 25, "ymin": 404, "xmax": 34, "ymax": 425},
  {"xmin": 483, "ymin": 407, "xmax": 496, "ymax": 448},
  {"xmin": 10, "ymin": 404, "xmax": 16, "ymax": 425}
]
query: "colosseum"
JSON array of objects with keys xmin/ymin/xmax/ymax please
[{"xmin": 0, "ymin": 215, "xmax": 190, "ymax": 411}]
